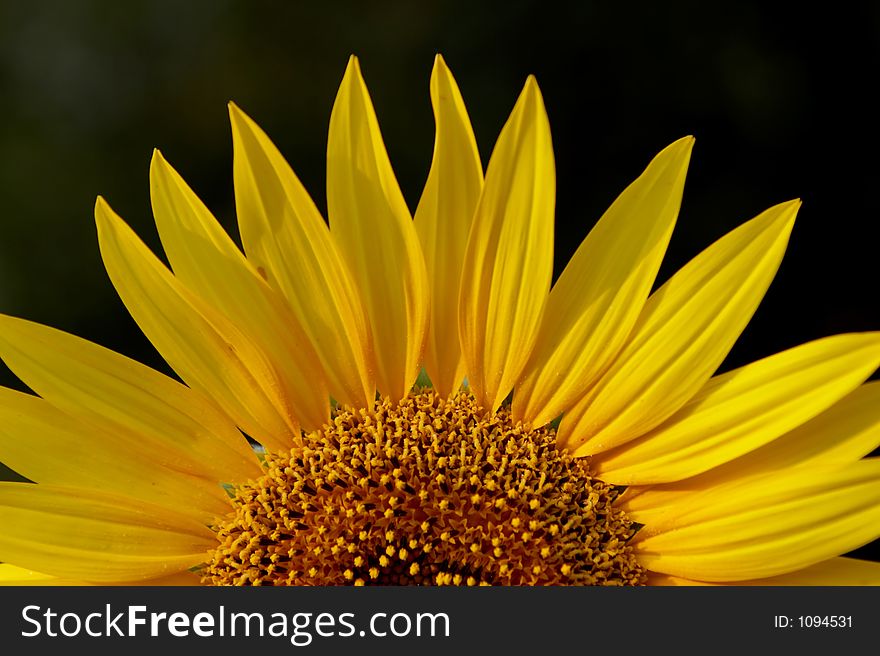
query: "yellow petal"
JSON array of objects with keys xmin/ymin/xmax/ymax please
[
  {"xmin": 151, "ymin": 150, "xmax": 337, "ymax": 430},
  {"xmin": 413, "ymin": 55, "xmax": 483, "ymax": 398},
  {"xmin": 736, "ymin": 557, "xmax": 880, "ymax": 586},
  {"xmin": 731, "ymin": 380, "xmax": 880, "ymax": 469},
  {"xmin": 126, "ymin": 572, "xmax": 202, "ymax": 586},
  {"xmin": 0, "ymin": 314, "xmax": 259, "ymax": 483},
  {"xmin": 96, "ymin": 197, "xmax": 324, "ymax": 448},
  {"xmin": 621, "ymin": 381, "xmax": 880, "ymax": 523},
  {"xmin": 0, "ymin": 483, "xmax": 214, "ymax": 582},
  {"xmin": 648, "ymin": 558, "xmax": 880, "ymax": 586},
  {"xmin": 458, "ymin": 76, "xmax": 554, "ymax": 413},
  {"xmin": 0, "ymin": 564, "xmax": 201, "ymax": 586},
  {"xmin": 616, "ymin": 486, "xmax": 684, "ymax": 526},
  {"xmin": 596, "ymin": 333, "xmax": 880, "ymax": 484},
  {"xmin": 0, "ymin": 564, "xmax": 76, "ymax": 585},
  {"xmin": 327, "ymin": 56, "xmax": 429, "ymax": 401},
  {"xmin": 513, "ymin": 137, "xmax": 693, "ymax": 426},
  {"xmin": 0, "ymin": 386, "xmax": 231, "ymax": 522},
  {"xmin": 559, "ymin": 200, "xmax": 798, "ymax": 455},
  {"xmin": 634, "ymin": 459, "xmax": 880, "ymax": 582},
  {"xmin": 644, "ymin": 572, "xmax": 715, "ymax": 586},
  {"xmin": 228, "ymin": 104, "xmax": 375, "ymax": 408}
]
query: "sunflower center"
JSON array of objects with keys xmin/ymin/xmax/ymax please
[{"xmin": 202, "ymin": 390, "xmax": 645, "ymax": 586}]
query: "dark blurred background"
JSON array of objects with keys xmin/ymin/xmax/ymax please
[{"xmin": 0, "ymin": 1, "xmax": 878, "ymax": 562}]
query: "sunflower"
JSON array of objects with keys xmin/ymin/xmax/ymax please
[{"xmin": 1, "ymin": 55, "xmax": 879, "ymax": 587}]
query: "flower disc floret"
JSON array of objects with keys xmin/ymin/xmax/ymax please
[{"xmin": 204, "ymin": 390, "xmax": 644, "ymax": 586}]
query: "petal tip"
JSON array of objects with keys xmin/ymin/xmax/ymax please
[
  {"xmin": 517, "ymin": 75, "xmax": 548, "ymax": 121},
  {"xmin": 228, "ymin": 102, "xmax": 260, "ymax": 136},
  {"xmin": 780, "ymin": 198, "xmax": 802, "ymax": 222},
  {"xmin": 523, "ymin": 74, "xmax": 540, "ymax": 97},
  {"xmin": 656, "ymin": 135, "xmax": 694, "ymax": 157},
  {"xmin": 338, "ymin": 56, "xmax": 368, "ymax": 105},
  {"xmin": 655, "ymin": 135, "xmax": 695, "ymax": 168},
  {"xmin": 758, "ymin": 198, "xmax": 801, "ymax": 231},
  {"xmin": 94, "ymin": 195, "xmax": 110, "ymax": 216},
  {"xmin": 150, "ymin": 148, "xmax": 168, "ymax": 169},
  {"xmin": 345, "ymin": 54, "xmax": 362, "ymax": 78},
  {"xmin": 94, "ymin": 197, "xmax": 125, "ymax": 236},
  {"xmin": 227, "ymin": 101, "xmax": 247, "ymax": 126}
]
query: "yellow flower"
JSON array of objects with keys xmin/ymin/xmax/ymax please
[{"xmin": 1, "ymin": 55, "xmax": 879, "ymax": 586}]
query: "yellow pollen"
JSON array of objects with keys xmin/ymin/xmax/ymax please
[{"xmin": 202, "ymin": 390, "xmax": 644, "ymax": 586}]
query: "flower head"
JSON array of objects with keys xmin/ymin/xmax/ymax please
[{"xmin": 1, "ymin": 55, "xmax": 879, "ymax": 586}]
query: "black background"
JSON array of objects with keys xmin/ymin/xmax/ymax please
[{"xmin": 0, "ymin": 1, "xmax": 878, "ymax": 562}]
